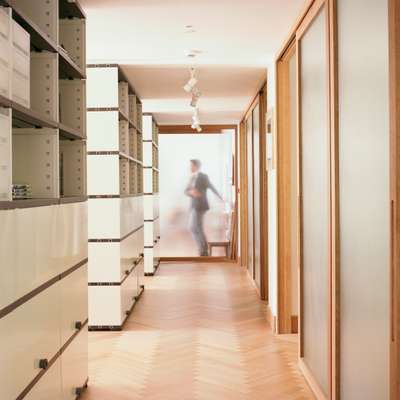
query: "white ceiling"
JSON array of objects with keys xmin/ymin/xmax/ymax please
[{"xmin": 80, "ymin": 0, "xmax": 305, "ymax": 124}]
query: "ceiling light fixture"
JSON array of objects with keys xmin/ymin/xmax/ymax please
[{"xmin": 183, "ymin": 68, "xmax": 198, "ymax": 92}]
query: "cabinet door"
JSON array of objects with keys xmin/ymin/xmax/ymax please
[
  {"xmin": 61, "ymin": 328, "xmax": 88, "ymax": 400},
  {"xmin": 60, "ymin": 265, "xmax": 88, "ymax": 345},
  {"xmin": 0, "ymin": 283, "xmax": 61, "ymax": 400},
  {"xmin": 24, "ymin": 359, "xmax": 62, "ymax": 400}
]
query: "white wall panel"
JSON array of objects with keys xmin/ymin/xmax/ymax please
[
  {"xmin": 87, "ymin": 154, "xmax": 120, "ymax": 195},
  {"xmin": 88, "ymin": 198, "xmax": 121, "ymax": 239},
  {"xmin": 86, "ymin": 67, "xmax": 119, "ymax": 108},
  {"xmin": 87, "ymin": 111, "xmax": 119, "ymax": 152},
  {"xmin": 88, "ymin": 286, "xmax": 122, "ymax": 326}
]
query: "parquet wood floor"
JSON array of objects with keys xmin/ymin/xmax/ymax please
[{"xmin": 81, "ymin": 263, "xmax": 314, "ymax": 400}]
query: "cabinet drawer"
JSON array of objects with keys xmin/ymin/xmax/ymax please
[
  {"xmin": 12, "ymin": 20, "xmax": 30, "ymax": 55},
  {"xmin": 24, "ymin": 359, "xmax": 62, "ymax": 400},
  {"xmin": 60, "ymin": 264, "xmax": 88, "ymax": 345},
  {"xmin": 88, "ymin": 285, "xmax": 122, "ymax": 327},
  {"xmin": 121, "ymin": 267, "xmax": 138, "ymax": 317},
  {"xmin": 88, "ymin": 242, "xmax": 121, "ymax": 283},
  {"xmin": 61, "ymin": 327, "xmax": 88, "ymax": 400},
  {"xmin": 0, "ymin": 283, "xmax": 61, "ymax": 400}
]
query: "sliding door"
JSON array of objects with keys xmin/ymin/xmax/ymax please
[
  {"xmin": 246, "ymin": 116, "xmax": 255, "ymax": 277},
  {"xmin": 298, "ymin": 3, "xmax": 330, "ymax": 396},
  {"xmin": 338, "ymin": 0, "xmax": 390, "ymax": 398},
  {"xmin": 253, "ymin": 105, "xmax": 262, "ymax": 289}
]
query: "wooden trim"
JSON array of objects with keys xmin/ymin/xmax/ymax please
[
  {"xmin": 390, "ymin": 0, "xmax": 400, "ymax": 398},
  {"xmin": 239, "ymin": 121, "xmax": 248, "ymax": 267},
  {"xmin": 242, "ymin": 80, "xmax": 267, "ymax": 122},
  {"xmin": 299, "ymin": 359, "xmax": 328, "ymax": 400},
  {"xmin": 296, "ymin": 0, "xmax": 326, "ymax": 40},
  {"xmin": 328, "ymin": 0, "xmax": 340, "ymax": 398},
  {"xmin": 276, "ymin": 42, "xmax": 296, "ymax": 334},
  {"xmin": 291, "ymin": 316, "xmax": 299, "ymax": 334},
  {"xmin": 159, "ymin": 125, "xmax": 236, "ymax": 134}
]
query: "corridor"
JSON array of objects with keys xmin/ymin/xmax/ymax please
[{"xmin": 81, "ymin": 263, "xmax": 314, "ymax": 400}]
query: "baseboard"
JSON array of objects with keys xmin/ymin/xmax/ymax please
[
  {"xmin": 298, "ymin": 358, "xmax": 328, "ymax": 400},
  {"xmin": 291, "ymin": 315, "xmax": 299, "ymax": 334}
]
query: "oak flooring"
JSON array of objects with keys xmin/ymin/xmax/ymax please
[{"xmin": 81, "ymin": 263, "xmax": 314, "ymax": 400}]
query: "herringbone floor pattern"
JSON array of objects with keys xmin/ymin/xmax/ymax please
[{"xmin": 81, "ymin": 263, "xmax": 314, "ymax": 400}]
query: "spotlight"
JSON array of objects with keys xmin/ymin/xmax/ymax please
[
  {"xmin": 190, "ymin": 95, "xmax": 198, "ymax": 108},
  {"xmin": 196, "ymin": 126, "xmax": 202, "ymax": 133},
  {"xmin": 183, "ymin": 77, "xmax": 198, "ymax": 93},
  {"xmin": 183, "ymin": 68, "xmax": 198, "ymax": 93}
]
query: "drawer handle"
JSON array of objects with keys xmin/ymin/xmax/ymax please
[
  {"xmin": 157, "ymin": 236, "xmax": 161, "ymax": 239},
  {"xmin": 39, "ymin": 359, "xmax": 49, "ymax": 369},
  {"xmin": 154, "ymin": 239, "xmax": 157, "ymax": 244},
  {"xmin": 139, "ymin": 252, "xmax": 144, "ymax": 257},
  {"xmin": 125, "ymin": 310, "xmax": 130, "ymax": 316},
  {"xmin": 75, "ymin": 321, "xmax": 82, "ymax": 330},
  {"xmin": 125, "ymin": 270, "xmax": 130, "ymax": 275},
  {"xmin": 75, "ymin": 387, "xmax": 84, "ymax": 396}
]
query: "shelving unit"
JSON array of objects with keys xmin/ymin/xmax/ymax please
[
  {"xmin": 0, "ymin": 1, "xmax": 88, "ymax": 399},
  {"xmin": 143, "ymin": 114, "xmax": 160, "ymax": 276},
  {"xmin": 87, "ymin": 64, "xmax": 145, "ymax": 330}
]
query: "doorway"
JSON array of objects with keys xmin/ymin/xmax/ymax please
[
  {"xmin": 158, "ymin": 126, "xmax": 238, "ymax": 261},
  {"xmin": 240, "ymin": 88, "xmax": 268, "ymax": 300}
]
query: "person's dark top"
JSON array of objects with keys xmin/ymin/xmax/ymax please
[{"xmin": 185, "ymin": 172, "xmax": 222, "ymax": 211}]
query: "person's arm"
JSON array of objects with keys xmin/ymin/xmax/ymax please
[{"xmin": 207, "ymin": 177, "xmax": 223, "ymax": 200}]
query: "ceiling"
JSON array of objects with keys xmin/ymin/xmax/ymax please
[{"xmin": 80, "ymin": 0, "xmax": 305, "ymax": 125}]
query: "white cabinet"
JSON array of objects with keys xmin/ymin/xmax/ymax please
[
  {"xmin": 59, "ymin": 18, "xmax": 86, "ymax": 69},
  {"xmin": 31, "ymin": 51, "xmax": 59, "ymax": 121},
  {"xmin": 59, "ymin": 79, "xmax": 86, "ymax": 136},
  {"xmin": 61, "ymin": 328, "xmax": 88, "ymax": 400},
  {"xmin": 0, "ymin": 108, "xmax": 11, "ymax": 201},
  {"xmin": 0, "ymin": 7, "xmax": 12, "ymax": 99},
  {"xmin": 24, "ymin": 359, "xmax": 62, "ymax": 400},
  {"xmin": 12, "ymin": 128, "xmax": 59, "ymax": 199},
  {"xmin": 0, "ymin": 283, "xmax": 61, "ymax": 400},
  {"xmin": 60, "ymin": 265, "xmax": 88, "ymax": 345}
]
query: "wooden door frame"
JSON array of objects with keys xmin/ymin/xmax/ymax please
[
  {"xmin": 276, "ymin": 0, "xmax": 337, "ymax": 399},
  {"xmin": 390, "ymin": 0, "xmax": 400, "ymax": 398},
  {"xmin": 158, "ymin": 124, "xmax": 239, "ymax": 263},
  {"xmin": 276, "ymin": 40, "xmax": 297, "ymax": 335},
  {"xmin": 239, "ymin": 85, "xmax": 269, "ymax": 301}
]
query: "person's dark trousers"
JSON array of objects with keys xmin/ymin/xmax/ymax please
[{"xmin": 191, "ymin": 209, "xmax": 208, "ymax": 256}]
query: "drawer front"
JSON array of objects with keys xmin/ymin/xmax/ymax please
[
  {"xmin": 88, "ymin": 285, "xmax": 122, "ymax": 327},
  {"xmin": 60, "ymin": 264, "xmax": 88, "ymax": 345},
  {"xmin": 87, "ymin": 111, "xmax": 119, "ymax": 152},
  {"xmin": 137, "ymin": 258, "xmax": 144, "ymax": 292},
  {"xmin": 87, "ymin": 155, "xmax": 120, "ymax": 196},
  {"xmin": 88, "ymin": 197, "xmax": 121, "ymax": 239},
  {"xmin": 12, "ymin": 20, "xmax": 30, "ymax": 55},
  {"xmin": 88, "ymin": 242, "xmax": 121, "ymax": 283},
  {"xmin": 61, "ymin": 328, "xmax": 88, "ymax": 400},
  {"xmin": 0, "ymin": 283, "xmax": 61, "ymax": 400},
  {"xmin": 121, "ymin": 232, "xmax": 138, "ymax": 280},
  {"xmin": 144, "ymin": 247, "xmax": 154, "ymax": 274},
  {"xmin": 24, "ymin": 359, "xmax": 62, "ymax": 400},
  {"xmin": 13, "ymin": 46, "xmax": 30, "ymax": 78},
  {"xmin": 12, "ymin": 68, "xmax": 30, "ymax": 107},
  {"xmin": 121, "ymin": 268, "xmax": 138, "ymax": 318},
  {"xmin": 144, "ymin": 221, "xmax": 154, "ymax": 247}
]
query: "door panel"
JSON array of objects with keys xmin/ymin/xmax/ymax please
[
  {"xmin": 246, "ymin": 117, "xmax": 254, "ymax": 277},
  {"xmin": 338, "ymin": 0, "xmax": 390, "ymax": 398},
  {"xmin": 299, "ymin": 5, "xmax": 329, "ymax": 395},
  {"xmin": 252, "ymin": 105, "xmax": 261, "ymax": 288}
]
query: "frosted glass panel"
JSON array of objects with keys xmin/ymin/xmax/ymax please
[
  {"xmin": 247, "ymin": 117, "xmax": 254, "ymax": 276},
  {"xmin": 253, "ymin": 105, "xmax": 261, "ymax": 288},
  {"xmin": 300, "ymin": 7, "xmax": 329, "ymax": 395},
  {"xmin": 338, "ymin": 0, "xmax": 390, "ymax": 398},
  {"xmin": 159, "ymin": 134, "xmax": 234, "ymax": 257}
]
